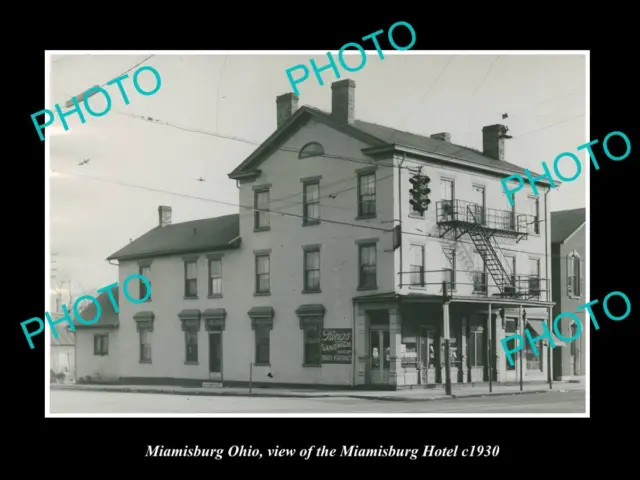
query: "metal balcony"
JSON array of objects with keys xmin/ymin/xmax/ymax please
[
  {"xmin": 399, "ymin": 269, "xmax": 549, "ymax": 302},
  {"xmin": 436, "ymin": 199, "xmax": 530, "ymax": 243}
]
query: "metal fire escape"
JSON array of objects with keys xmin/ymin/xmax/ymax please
[
  {"xmin": 436, "ymin": 199, "xmax": 531, "ymax": 299},
  {"xmin": 466, "ymin": 206, "xmax": 516, "ymax": 297}
]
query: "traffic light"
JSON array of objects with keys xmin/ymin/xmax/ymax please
[{"xmin": 409, "ymin": 174, "xmax": 431, "ymax": 214}]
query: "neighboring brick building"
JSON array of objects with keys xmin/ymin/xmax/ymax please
[
  {"xmin": 551, "ymin": 208, "xmax": 586, "ymax": 381},
  {"xmin": 76, "ymin": 78, "xmax": 560, "ymax": 389}
]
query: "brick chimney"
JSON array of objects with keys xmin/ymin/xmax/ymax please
[
  {"xmin": 158, "ymin": 206, "xmax": 172, "ymax": 227},
  {"xmin": 430, "ymin": 132, "xmax": 451, "ymax": 142},
  {"xmin": 331, "ymin": 79, "xmax": 355, "ymax": 124},
  {"xmin": 482, "ymin": 124, "xmax": 509, "ymax": 161},
  {"xmin": 276, "ymin": 93, "xmax": 299, "ymax": 129}
]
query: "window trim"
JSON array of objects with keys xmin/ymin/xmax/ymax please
[
  {"xmin": 302, "ymin": 324, "xmax": 322, "ymax": 367},
  {"xmin": 356, "ymin": 168, "xmax": 377, "ymax": 220},
  {"xmin": 93, "ymin": 334, "xmax": 109, "ymax": 356},
  {"xmin": 471, "ymin": 183, "xmax": 486, "ymax": 224},
  {"xmin": 356, "ymin": 240, "xmax": 378, "ymax": 290},
  {"xmin": 298, "ymin": 141, "xmax": 325, "ymax": 159},
  {"xmin": 567, "ymin": 251, "xmax": 582, "ymax": 298},
  {"xmin": 184, "ymin": 329, "xmax": 199, "ymax": 365},
  {"xmin": 302, "ymin": 245, "xmax": 321, "ymax": 293},
  {"xmin": 527, "ymin": 194, "xmax": 540, "ymax": 235},
  {"xmin": 443, "ymin": 247, "xmax": 456, "ymax": 291},
  {"xmin": 183, "ymin": 259, "xmax": 198, "ymax": 299},
  {"xmin": 472, "ymin": 250, "xmax": 488, "ymax": 294},
  {"xmin": 139, "ymin": 328, "xmax": 152, "ymax": 364},
  {"xmin": 207, "ymin": 256, "xmax": 223, "ymax": 298},
  {"xmin": 302, "ymin": 179, "xmax": 321, "ymax": 226},
  {"xmin": 255, "ymin": 252, "xmax": 271, "ymax": 296},
  {"xmin": 138, "ymin": 261, "xmax": 152, "ymax": 303},
  {"xmin": 297, "ymin": 305, "xmax": 325, "ymax": 368},
  {"xmin": 409, "ymin": 243, "xmax": 426, "ymax": 288},
  {"xmin": 253, "ymin": 186, "xmax": 271, "ymax": 232},
  {"xmin": 254, "ymin": 325, "xmax": 271, "ymax": 366}
]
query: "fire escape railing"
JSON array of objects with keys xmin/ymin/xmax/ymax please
[
  {"xmin": 437, "ymin": 199, "xmax": 530, "ymax": 242},
  {"xmin": 398, "ymin": 270, "xmax": 549, "ymax": 301}
]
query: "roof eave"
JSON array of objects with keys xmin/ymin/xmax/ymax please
[
  {"xmin": 75, "ymin": 323, "xmax": 119, "ymax": 330},
  {"xmin": 559, "ymin": 221, "xmax": 586, "ymax": 245},
  {"xmin": 106, "ymin": 239, "xmax": 241, "ymax": 263},
  {"xmin": 228, "ymin": 107, "xmax": 387, "ymax": 179},
  {"xmin": 362, "ymin": 143, "xmax": 555, "ymax": 187}
]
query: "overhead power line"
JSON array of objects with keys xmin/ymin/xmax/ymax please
[{"xmin": 52, "ymin": 169, "xmax": 584, "ymax": 263}]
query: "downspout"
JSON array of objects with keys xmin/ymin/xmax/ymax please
[
  {"xmin": 397, "ymin": 153, "xmax": 407, "ymax": 289},
  {"xmin": 352, "ymin": 300, "xmax": 356, "ymax": 387},
  {"xmin": 544, "ymin": 186, "xmax": 552, "ymax": 386}
]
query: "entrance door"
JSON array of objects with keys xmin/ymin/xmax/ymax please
[
  {"xmin": 419, "ymin": 325, "xmax": 437, "ymax": 385},
  {"xmin": 208, "ymin": 331, "xmax": 223, "ymax": 381},
  {"xmin": 504, "ymin": 319, "xmax": 517, "ymax": 382},
  {"xmin": 369, "ymin": 329, "xmax": 390, "ymax": 385}
]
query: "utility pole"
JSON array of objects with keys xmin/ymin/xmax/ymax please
[
  {"xmin": 487, "ymin": 303, "xmax": 493, "ymax": 393},
  {"xmin": 442, "ymin": 281, "xmax": 452, "ymax": 396},
  {"xmin": 519, "ymin": 307, "xmax": 525, "ymax": 392},
  {"xmin": 547, "ymin": 306, "xmax": 553, "ymax": 390}
]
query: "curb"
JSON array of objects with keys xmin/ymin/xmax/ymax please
[{"xmin": 50, "ymin": 384, "xmax": 580, "ymax": 402}]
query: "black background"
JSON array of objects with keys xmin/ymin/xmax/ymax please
[{"xmin": 11, "ymin": 9, "xmax": 635, "ymax": 470}]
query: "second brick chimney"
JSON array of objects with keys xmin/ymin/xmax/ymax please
[
  {"xmin": 158, "ymin": 206, "xmax": 172, "ymax": 227},
  {"xmin": 276, "ymin": 93, "xmax": 299, "ymax": 129},
  {"xmin": 482, "ymin": 124, "xmax": 509, "ymax": 161},
  {"xmin": 331, "ymin": 79, "xmax": 356, "ymax": 124}
]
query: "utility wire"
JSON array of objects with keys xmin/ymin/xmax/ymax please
[
  {"xmin": 398, "ymin": 55, "xmax": 455, "ymax": 128},
  {"xmin": 98, "ymin": 54, "xmax": 155, "ymax": 89},
  {"xmin": 52, "ymin": 169, "xmax": 584, "ymax": 263}
]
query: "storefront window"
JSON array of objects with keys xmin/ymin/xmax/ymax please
[{"xmin": 525, "ymin": 324, "xmax": 542, "ymax": 371}]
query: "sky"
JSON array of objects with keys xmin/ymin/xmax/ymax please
[{"xmin": 48, "ymin": 52, "xmax": 587, "ymax": 299}]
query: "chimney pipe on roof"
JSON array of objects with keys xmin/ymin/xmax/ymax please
[
  {"xmin": 158, "ymin": 206, "xmax": 172, "ymax": 227},
  {"xmin": 482, "ymin": 124, "xmax": 510, "ymax": 161},
  {"xmin": 276, "ymin": 93, "xmax": 299, "ymax": 129},
  {"xmin": 331, "ymin": 79, "xmax": 356, "ymax": 124}
]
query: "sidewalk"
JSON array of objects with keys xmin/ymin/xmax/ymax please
[{"xmin": 51, "ymin": 381, "xmax": 585, "ymax": 402}]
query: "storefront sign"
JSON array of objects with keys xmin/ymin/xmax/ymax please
[{"xmin": 321, "ymin": 328, "xmax": 353, "ymax": 364}]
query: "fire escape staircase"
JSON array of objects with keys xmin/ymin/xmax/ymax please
[{"xmin": 466, "ymin": 206, "xmax": 516, "ymax": 298}]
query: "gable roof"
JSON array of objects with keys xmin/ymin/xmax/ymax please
[
  {"xmin": 51, "ymin": 327, "xmax": 75, "ymax": 346},
  {"xmin": 551, "ymin": 208, "xmax": 586, "ymax": 244},
  {"xmin": 107, "ymin": 214, "xmax": 240, "ymax": 261},
  {"xmin": 228, "ymin": 106, "xmax": 544, "ymax": 181},
  {"xmin": 74, "ymin": 286, "xmax": 120, "ymax": 329}
]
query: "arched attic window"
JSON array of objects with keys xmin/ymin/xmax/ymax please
[{"xmin": 298, "ymin": 141, "xmax": 325, "ymax": 159}]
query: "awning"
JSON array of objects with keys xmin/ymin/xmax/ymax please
[{"xmin": 526, "ymin": 319, "xmax": 566, "ymax": 347}]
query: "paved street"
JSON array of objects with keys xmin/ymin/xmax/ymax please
[{"xmin": 50, "ymin": 389, "xmax": 585, "ymax": 414}]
